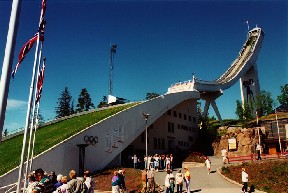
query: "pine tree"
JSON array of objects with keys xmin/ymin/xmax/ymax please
[
  {"xmin": 277, "ymin": 84, "xmax": 288, "ymax": 106},
  {"xmin": 55, "ymin": 87, "xmax": 73, "ymax": 118},
  {"xmin": 76, "ymin": 88, "xmax": 95, "ymax": 112}
]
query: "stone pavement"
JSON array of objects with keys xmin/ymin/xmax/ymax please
[{"xmin": 154, "ymin": 156, "xmax": 266, "ymax": 193}]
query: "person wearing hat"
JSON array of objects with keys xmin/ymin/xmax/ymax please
[
  {"xmin": 118, "ymin": 170, "xmax": 126, "ymax": 193},
  {"xmin": 175, "ymin": 169, "xmax": 184, "ymax": 193},
  {"xmin": 184, "ymin": 167, "xmax": 190, "ymax": 193}
]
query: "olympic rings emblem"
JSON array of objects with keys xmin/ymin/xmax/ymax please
[{"xmin": 84, "ymin": 135, "xmax": 98, "ymax": 146}]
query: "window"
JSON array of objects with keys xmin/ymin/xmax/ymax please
[
  {"xmin": 189, "ymin": 116, "xmax": 192, "ymax": 121},
  {"xmin": 193, "ymin": 117, "xmax": 196, "ymax": 123},
  {"xmin": 162, "ymin": 139, "xmax": 165, "ymax": 150},
  {"xmin": 158, "ymin": 138, "xmax": 161, "ymax": 149},
  {"xmin": 179, "ymin": 113, "xmax": 182, "ymax": 119},
  {"xmin": 173, "ymin": 111, "xmax": 177, "ymax": 117},
  {"xmin": 168, "ymin": 122, "xmax": 174, "ymax": 133},
  {"xmin": 168, "ymin": 122, "xmax": 171, "ymax": 132},
  {"xmin": 184, "ymin": 114, "xmax": 187, "ymax": 120}
]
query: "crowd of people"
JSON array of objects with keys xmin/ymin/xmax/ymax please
[
  {"xmin": 25, "ymin": 168, "xmax": 94, "ymax": 193},
  {"xmin": 130, "ymin": 154, "xmax": 175, "ymax": 171}
]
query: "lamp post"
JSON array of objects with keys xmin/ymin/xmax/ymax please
[
  {"xmin": 142, "ymin": 112, "xmax": 150, "ymax": 193},
  {"xmin": 142, "ymin": 112, "xmax": 150, "ymax": 169}
]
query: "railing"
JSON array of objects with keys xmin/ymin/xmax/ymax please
[{"xmin": 228, "ymin": 152, "xmax": 288, "ymax": 164}]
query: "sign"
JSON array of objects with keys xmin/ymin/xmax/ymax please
[{"xmin": 228, "ymin": 138, "xmax": 237, "ymax": 150}]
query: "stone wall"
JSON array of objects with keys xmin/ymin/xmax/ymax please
[{"xmin": 212, "ymin": 127, "xmax": 259, "ymax": 157}]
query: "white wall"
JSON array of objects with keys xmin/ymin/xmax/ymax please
[{"xmin": 0, "ymin": 91, "xmax": 199, "ymax": 191}]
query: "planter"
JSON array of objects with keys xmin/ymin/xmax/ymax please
[{"xmin": 182, "ymin": 161, "xmax": 205, "ymax": 168}]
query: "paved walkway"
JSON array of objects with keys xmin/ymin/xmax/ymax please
[{"xmin": 154, "ymin": 156, "xmax": 266, "ymax": 193}]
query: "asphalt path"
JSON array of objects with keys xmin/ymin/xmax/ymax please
[{"xmin": 154, "ymin": 156, "xmax": 266, "ymax": 193}]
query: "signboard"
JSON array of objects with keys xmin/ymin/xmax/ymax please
[{"xmin": 228, "ymin": 138, "xmax": 237, "ymax": 150}]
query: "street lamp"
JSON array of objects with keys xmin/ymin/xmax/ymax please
[
  {"xmin": 142, "ymin": 112, "xmax": 150, "ymax": 169},
  {"xmin": 142, "ymin": 112, "xmax": 150, "ymax": 193}
]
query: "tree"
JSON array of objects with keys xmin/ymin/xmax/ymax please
[
  {"xmin": 76, "ymin": 88, "xmax": 95, "ymax": 112},
  {"xmin": 235, "ymin": 100, "xmax": 253, "ymax": 127},
  {"xmin": 145, "ymin": 92, "xmax": 160, "ymax": 100},
  {"xmin": 255, "ymin": 90, "xmax": 274, "ymax": 116},
  {"xmin": 277, "ymin": 84, "xmax": 288, "ymax": 106},
  {"xmin": 97, "ymin": 95, "xmax": 108, "ymax": 108},
  {"xmin": 55, "ymin": 87, "xmax": 73, "ymax": 118}
]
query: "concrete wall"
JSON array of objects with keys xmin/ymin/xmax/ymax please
[{"xmin": 0, "ymin": 91, "xmax": 199, "ymax": 190}]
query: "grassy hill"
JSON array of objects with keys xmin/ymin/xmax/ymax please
[{"xmin": 0, "ymin": 103, "xmax": 137, "ymax": 176}]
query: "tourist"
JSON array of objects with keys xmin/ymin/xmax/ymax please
[
  {"xmin": 118, "ymin": 170, "xmax": 126, "ymax": 193},
  {"xmin": 147, "ymin": 168, "xmax": 155, "ymax": 193},
  {"xmin": 241, "ymin": 168, "xmax": 248, "ymax": 193},
  {"xmin": 26, "ymin": 173, "xmax": 38, "ymax": 193},
  {"xmin": 132, "ymin": 155, "xmax": 138, "ymax": 168},
  {"xmin": 175, "ymin": 169, "xmax": 183, "ymax": 193},
  {"xmin": 54, "ymin": 176, "xmax": 68, "ymax": 193},
  {"xmin": 67, "ymin": 170, "xmax": 82, "ymax": 193},
  {"xmin": 83, "ymin": 170, "xmax": 94, "ymax": 193},
  {"xmin": 165, "ymin": 170, "xmax": 174, "ymax": 193},
  {"xmin": 184, "ymin": 166, "xmax": 190, "ymax": 193},
  {"xmin": 111, "ymin": 171, "xmax": 120, "ymax": 193},
  {"xmin": 170, "ymin": 154, "xmax": 174, "ymax": 170},
  {"xmin": 221, "ymin": 148, "xmax": 228, "ymax": 164},
  {"xmin": 53, "ymin": 174, "xmax": 63, "ymax": 189},
  {"xmin": 32, "ymin": 168, "xmax": 54, "ymax": 193},
  {"xmin": 205, "ymin": 157, "xmax": 211, "ymax": 174}
]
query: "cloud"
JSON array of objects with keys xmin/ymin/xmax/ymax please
[{"xmin": 7, "ymin": 99, "xmax": 27, "ymax": 110}]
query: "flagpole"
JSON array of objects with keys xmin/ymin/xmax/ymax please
[
  {"xmin": 28, "ymin": 57, "xmax": 45, "ymax": 173},
  {"xmin": 23, "ymin": 42, "xmax": 43, "ymax": 190},
  {"xmin": 0, "ymin": 0, "xmax": 22, "ymax": 143},
  {"xmin": 16, "ymin": 30, "xmax": 41, "ymax": 193},
  {"xmin": 275, "ymin": 109, "xmax": 282, "ymax": 153},
  {"xmin": 16, "ymin": 0, "xmax": 46, "ymax": 190}
]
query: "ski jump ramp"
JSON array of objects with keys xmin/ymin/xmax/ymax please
[
  {"xmin": 0, "ymin": 28, "xmax": 264, "ymax": 191},
  {"xmin": 167, "ymin": 27, "xmax": 264, "ymax": 123}
]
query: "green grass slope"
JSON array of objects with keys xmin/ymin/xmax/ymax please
[{"xmin": 0, "ymin": 103, "xmax": 137, "ymax": 176}]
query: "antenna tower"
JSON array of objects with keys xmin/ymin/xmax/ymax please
[{"xmin": 108, "ymin": 44, "xmax": 117, "ymax": 96}]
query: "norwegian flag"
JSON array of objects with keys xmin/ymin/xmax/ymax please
[
  {"xmin": 35, "ymin": 58, "xmax": 46, "ymax": 104},
  {"xmin": 11, "ymin": 19, "xmax": 46, "ymax": 79},
  {"xmin": 40, "ymin": 0, "xmax": 47, "ymax": 20}
]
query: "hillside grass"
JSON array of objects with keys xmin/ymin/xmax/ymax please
[{"xmin": 0, "ymin": 103, "xmax": 137, "ymax": 176}]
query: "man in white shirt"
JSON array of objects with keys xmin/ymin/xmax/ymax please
[
  {"xmin": 221, "ymin": 148, "xmax": 228, "ymax": 164},
  {"xmin": 241, "ymin": 168, "xmax": 248, "ymax": 193}
]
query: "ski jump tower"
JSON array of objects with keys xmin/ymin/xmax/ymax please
[{"xmin": 167, "ymin": 27, "xmax": 265, "ymax": 124}]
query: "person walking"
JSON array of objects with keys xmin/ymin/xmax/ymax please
[
  {"xmin": 147, "ymin": 168, "xmax": 155, "ymax": 193},
  {"xmin": 184, "ymin": 167, "xmax": 190, "ymax": 193},
  {"xmin": 205, "ymin": 157, "xmax": 211, "ymax": 174},
  {"xmin": 164, "ymin": 170, "xmax": 174, "ymax": 193},
  {"xmin": 221, "ymin": 148, "xmax": 228, "ymax": 164},
  {"xmin": 175, "ymin": 169, "xmax": 184, "ymax": 193},
  {"xmin": 112, "ymin": 171, "xmax": 121, "ymax": 193},
  {"xmin": 241, "ymin": 168, "xmax": 248, "ymax": 193}
]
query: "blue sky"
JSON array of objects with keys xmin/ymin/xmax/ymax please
[{"xmin": 1, "ymin": 0, "xmax": 287, "ymax": 133}]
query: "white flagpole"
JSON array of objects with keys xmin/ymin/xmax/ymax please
[
  {"xmin": 0, "ymin": 0, "xmax": 22, "ymax": 143},
  {"xmin": 275, "ymin": 109, "xmax": 282, "ymax": 153},
  {"xmin": 28, "ymin": 57, "xmax": 45, "ymax": 173},
  {"xmin": 23, "ymin": 42, "xmax": 43, "ymax": 190},
  {"xmin": 16, "ymin": 0, "xmax": 46, "ymax": 191}
]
